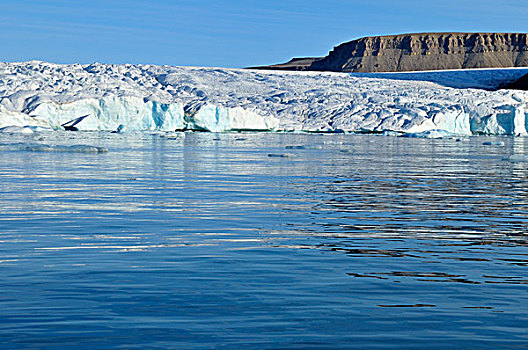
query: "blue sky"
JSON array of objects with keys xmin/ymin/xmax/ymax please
[{"xmin": 0, "ymin": 0, "xmax": 527, "ymax": 67}]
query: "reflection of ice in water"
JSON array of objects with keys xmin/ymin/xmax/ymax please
[
  {"xmin": 0, "ymin": 132, "xmax": 527, "ymax": 348},
  {"xmin": 509, "ymin": 137, "xmax": 528, "ymax": 162}
]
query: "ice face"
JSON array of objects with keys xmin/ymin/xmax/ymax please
[
  {"xmin": 189, "ymin": 104, "xmax": 279, "ymax": 132},
  {"xmin": 1, "ymin": 61, "xmax": 528, "ymax": 135},
  {"xmin": 32, "ymin": 96, "xmax": 186, "ymax": 131}
]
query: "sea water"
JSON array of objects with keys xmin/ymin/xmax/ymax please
[{"xmin": 0, "ymin": 132, "xmax": 527, "ymax": 349}]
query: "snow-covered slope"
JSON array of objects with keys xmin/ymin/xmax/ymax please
[{"xmin": 1, "ymin": 61, "xmax": 528, "ymax": 135}]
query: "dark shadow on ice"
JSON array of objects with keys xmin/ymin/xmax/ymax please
[{"xmin": 61, "ymin": 114, "xmax": 90, "ymax": 131}]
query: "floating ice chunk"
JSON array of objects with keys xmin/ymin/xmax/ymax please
[
  {"xmin": 0, "ymin": 126, "xmax": 34, "ymax": 134},
  {"xmin": 0, "ymin": 143, "xmax": 108, "ymax": 153},
  {"xmin": 268, "ymin": 153, "xmax": 294, "ymax": 158},
  {"xmin": 380, "ymin": 131, "xmax": 402, "ymax": 137},
  {"xmin": 482, "ymin": 141, "xmax": 505, "ymax": 146},
  {"xmin": 285, "ymin": 145, "xmax": 323, "ymax": 149},
  {"xmin": 401, "ymin": 129, "xmax": 461, "ymax": 139},
  {"xmin": 0, "ymin": 125, "xmax": 54, "ymax": 133},
  {"xmin": 29, "ymin": 126, "xmax": 54, "ymax": 132},
  {"xmin": 0, "ymin": 143, "xmax": 28, "ymax": 151},
  {"xmin": 55, "ymin": 145, "xmax": 109, "ymax": 153},
  {"xmin": 507, "ymin": 154, "xmax": 528, "ymax": 162}
]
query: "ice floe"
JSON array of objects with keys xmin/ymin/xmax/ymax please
[{"xmin": 0, "ymin": 142, "xmax": 108, "ymax": 153}]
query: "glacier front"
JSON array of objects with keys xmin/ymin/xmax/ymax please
[{"xmin": 1, "ymin": 61, "xmax": 528, "ymax": 135}]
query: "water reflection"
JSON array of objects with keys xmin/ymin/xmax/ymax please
[{"xmin": 0, "ymin": 132, "xmax": 527, "ymax": 348}]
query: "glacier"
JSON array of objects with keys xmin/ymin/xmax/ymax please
[{"xmin": 1, "ymin": 61, "xmax": 528, "ymax": 135}]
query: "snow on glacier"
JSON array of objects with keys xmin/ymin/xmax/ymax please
[{"xmin": 1, "ymin": 61, "xmax": 528, "ymax": 135}]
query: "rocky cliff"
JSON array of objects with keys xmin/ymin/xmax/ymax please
[
  {"xmin": 248, "ymin": 57, "xmax": 322, "ymax": 71},
  {"xmin": 256, "ymin": 33, "xmax": 528, "ymax": 73}
]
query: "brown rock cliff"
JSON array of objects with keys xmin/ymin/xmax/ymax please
[{"xmin": 255, "ymin": 33, "xmax": 528, "ymax": 73}]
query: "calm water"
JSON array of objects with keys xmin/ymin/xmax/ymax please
[{"xmin": 0, "ymin": 132, "xmax": 527, "ymax": 349}]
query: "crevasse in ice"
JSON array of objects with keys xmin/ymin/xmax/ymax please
[{"xmin": 1, "ymin": 61, "xmax": 528, "ymax": 135}]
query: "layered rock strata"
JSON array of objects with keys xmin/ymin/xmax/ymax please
[{"xmin": 257, "ymin": 33, "xmax": 528, "ymax": 73}]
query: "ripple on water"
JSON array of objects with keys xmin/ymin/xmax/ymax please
[{"xmin": 0, "ymin": 132, "xmax": 527, "ymax": 348}]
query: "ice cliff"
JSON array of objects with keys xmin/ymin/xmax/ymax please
[{"xmin": 1, "ymin": 61, "xmax": 528, "ymax": 135}]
